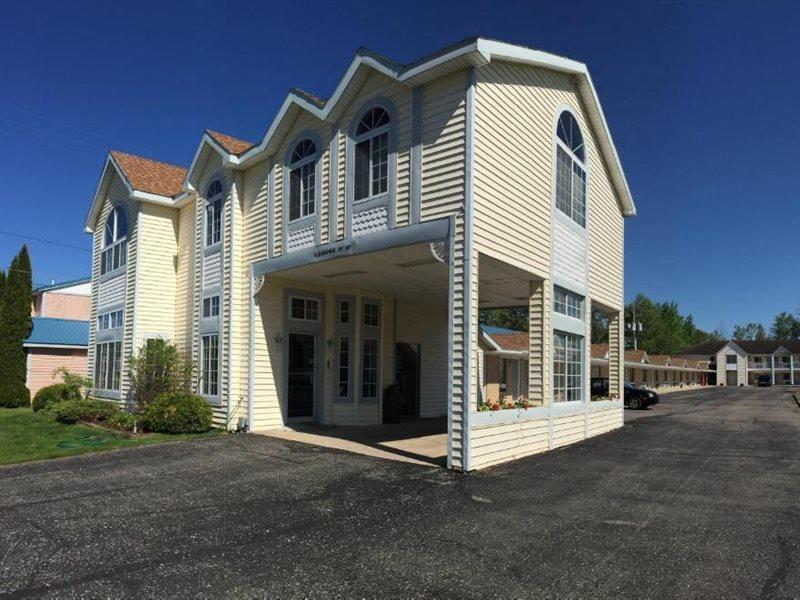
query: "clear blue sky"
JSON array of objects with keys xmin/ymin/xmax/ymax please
[{"xmin": 1, "ymin": 0, "xmax": 798, "ymax": 333}]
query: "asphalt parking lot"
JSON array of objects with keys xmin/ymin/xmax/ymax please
[{"xmin": 2, "ymin": 386, "xmax": 799, "ymax": 598}]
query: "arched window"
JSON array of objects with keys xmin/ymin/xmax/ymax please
[
  {"xmin": 100, "ymin": 207, "xmax": 127, "ymax": 274},
  {"xmin": 205, "ymin": 179, "xmax": 223, "ymax": 246},
  {"xmin": 555, "ymin": 110, "xmax": 586, "ymax": 227},
  {"xmin": 353, "ymin": 106, "xmax": 390, "ymax": 201},
  {"xmin": 288, "ymin": 138, "xmax": 318, "ymax": 221}
]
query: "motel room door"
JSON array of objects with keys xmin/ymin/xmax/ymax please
[
  {"xmin": 395, "ymin": 343, "xmax": 421, "ymax": 417},
  {"xmin": 726, "ymin": 370, "xmax": 737, "ymax": 387},
  {"xmin": 288, "ymin": 333, "xmax": 315, "ymax": 419}
]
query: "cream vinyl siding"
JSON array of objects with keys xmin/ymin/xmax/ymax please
[
  {"xmin": 173, "ymin": 203, "xmax": 195, "ymax": 356},
  {"xmin": 473, "ymin": 61, "xmax": 624, "ymax": 309},
  {"xmin": 88, "ymin": 171, "xmax": 137, "ymax": 400},
  {"xmin": 420, "ymin": 70, "xmax": 468, "ymax": 222},
  {"xmin": 395, "ymin": 301, "xmax": 448, "ymax": 418},
  {"xmin": 134, "ymin": 204, "xmax": 178, "ymax": 343}
]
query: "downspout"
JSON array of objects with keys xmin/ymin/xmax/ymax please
[
  {"xmin": 461, "ymin": 67, "xmax": 477, "ymax": 472},
  {"xmin": 247, "ymin": 265, "xmax": 255, "ymax": 432}
]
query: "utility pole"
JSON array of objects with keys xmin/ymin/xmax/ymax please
[{"xmin": 627, "ymin": 308, "xmax": 643, "ymax": 350}]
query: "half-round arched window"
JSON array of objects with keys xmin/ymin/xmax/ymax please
[
  {"xmin": 555, "ymin": 110, "xmax": 587, "ymax": 227},
  {"xmin": 288, "ymin": 138, "xmax": 318, "ymax": 221},
  {"xmin": 353, "ymin": 106, "xmax": 390, "ymax": 201},
  {"xmin": 205, "ymin": 179, "xmax": 223, "ymax": 246},
  {"xmin": 100, "ymin": 207, "xmax": 127, "ymax": 274}
]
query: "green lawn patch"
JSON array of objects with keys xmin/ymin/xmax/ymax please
[{"xmin": 0, "ymin": 408, "xmax": 221, "ymax": 466}]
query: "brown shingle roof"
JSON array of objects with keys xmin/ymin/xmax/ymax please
[
  {"xmin": 625, "ymin": 349, "xmax": 647, "ymax": 363},
  {"xmin": 290, "ymin": 87, "xmax": 327, "ymax": 108},
  {"xmin": 648, "ymin": 354, "xmax": 670, "ymax": 366},
  {"xmin": 110, "ymin": 151, "xmax": 186, "ymax": 198},
  {"xmin": 591, "ymin": 343, "xmax": 609, "ymax": 358},
  {"xmin": 206, "ymin": 130, "xmax": 255, "ymax": 155},
  {"xmin": 489, "ymin": 332, "xmax": 528, "ymax": 352},
  {"xmin": 670, "ymin": 357, "xmax": 687, "ymax": 368}
]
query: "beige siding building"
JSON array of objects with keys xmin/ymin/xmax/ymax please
[
  {"xmin": 676, "ymin": 340, "xmax": 800, "ymax": 386},
  {"xmin": 84, "ymin": 38, "xmax": 636, "ymax": 470}
]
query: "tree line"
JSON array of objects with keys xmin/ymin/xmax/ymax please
[
  {"xmin": 0, "ymin": 245, "xmax": 33, "ymax": 407},
  {"xmin": 731, "ymin": 312, "xmax": 800, "ymax": 341},
  {"xmin": 481, "ymin": 292, "xmax": 718, "ymax": 356}
]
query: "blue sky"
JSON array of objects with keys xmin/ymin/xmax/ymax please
[{"xmin": 1, "ymin": 0, "xmax": 798, "ymax": 333}]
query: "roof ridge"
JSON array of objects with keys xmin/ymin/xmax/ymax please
[{"xmin": 32, "ymin": 316, "xmax": 89, "ymax": 323}]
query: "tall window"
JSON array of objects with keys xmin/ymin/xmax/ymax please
[
  {"xmin": 205, "ymin": 180, "xmax": 223, "ymax": 246},
  {"xmin": 555, "ymin": 111, "xmax": 587, "ymax": 227},
  {"xmin": 553, "ymin": 331, "xmax": 583, "ymax": 402},
  {"xmin": 288, "ymin": 138, "xmax": 317, "ymax": 221},
  {"xmin": 554, "ymin": 286, "xmax": 584, "ymax": 319},
  {"xmin": 353, "ymin": 106, "xmax": 390, "ymax": 201},
  {"xmin": 201, "ymin": 334, "xmax": 219, "ymax": 396},
  {"xmin": 338, "ymin": 336, "xmax": 350, "ymax": 399},
  {"xmin": 362, "ymin": 338, "xmax": 378, "ymax": 399},
  {"xmin": 94, "ymin": 341, "xmax": 121, "ymax": 391},
  {"xmin": 100, "ymin": 207, "xmax": 127, "ymax": 275}
]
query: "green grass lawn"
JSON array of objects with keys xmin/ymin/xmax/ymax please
[{"xmin": 0, "ymin": 408, "xmax": 221, "ymax": 466}]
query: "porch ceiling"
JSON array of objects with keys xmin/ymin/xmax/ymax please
[
  {"xmin": 478, "ymin": 253, "xmax": 541, "ymax": 309},
  {"xmin": 267, "ymin": 242, "xmax": 449, "ymax": 306}
]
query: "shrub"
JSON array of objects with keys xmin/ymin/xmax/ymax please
[
  {"xmin": 128, "ymin": 339, "xmax": 193, "ymax": 412},
  {"xmin": 32, "ymin": 383, "xmax": 77, "ymax": 412},
  {"xmin": 107, "ymin": 411, "xmax": 137, "ymax": 432},
  {"xmin": 51, "ymin": 398, "xmax": 119, "ymax": 424},
  {"xmin": 52, "ymin": 367, "xmax": 92, "ymax": 399},
  {"xmin": 144, "ymin": 392, "xmax": 212, "ymax": 434}
]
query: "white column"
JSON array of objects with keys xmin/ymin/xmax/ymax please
[
  {"xmin": 771, "ymin": 355, "xmax": 775, "ymax": 385},
  {"xmin": 791, "ymin": 355, "xmax": 795, "ymax": 386}
]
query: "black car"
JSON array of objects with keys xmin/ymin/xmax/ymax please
[
  {"xmin": 756, "ymin": 374, "xmax": 772, "ymax": 387},
  {"xmin": 591, "ymin": 377, "xmax": 659, "ymax": 410}
]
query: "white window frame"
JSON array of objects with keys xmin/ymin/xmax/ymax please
[
  {"xmin": 338, "ymin": 335, "xmax": 350, "ymax": 401},
  {"xmin": 288, "ymin": 138, "xmax": 318, "ymax": 223},
  {"xmin": 289, "ymin": 296, "xmax": 320, "ymax": 322},
  {"xmin": 98, "ymin": 308, "xmax": 124, "ymax": 331},
  {"xmin": 555, "ymin": 110, "xmax": 587, "ymax": 228},
  {"xmin": 202, "ymin": 295, "xmax": 220, "ymax": 319},
  {"xmin": 553, "ymin": 330, "xmax": 584, "ymax": 403},
  {"xmin": 554, "ymin": 286, "xmax": 584, "ymax": 320},
  {"xmin": 361, "ymin": 337, "xmax": 379, "ymax": 400},
  {"xmin": 353, "ymin": 107, "xmax": 391, "ymax": 203},
  {"xmin": 100, "ymin": 207, "xmax": 127, "ymax": 275},
  {"xmin": 94, "ymin": 340, "xmax": 121, "ymax": 392},
  {"xmin": 200, "ymin": 333, "xmax": 220, "ymax": 398},
  {"xmin": 205, "ymin": 180, "xmax": 223, "ymax": 247}
]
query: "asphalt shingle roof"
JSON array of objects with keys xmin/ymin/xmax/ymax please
[
  {"xmin": 206, "ymin": 130, "xmax": 256, "ymax": 155},
  {"xmin": 24, "ymin": 317, "xmax": 89, "ymax": 348},
  {"xmin": 110, "ymin": 150, "xmax": 186, "ymax": 198}
]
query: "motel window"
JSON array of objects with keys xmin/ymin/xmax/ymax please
[
  {"xmin": 98, "ymin": 309, "xmax": 124, "ymax": 331},
  {"xmin": 363, "ymin": 301, "xmax": 380, "ymax": 327},
  {"xmin": 94, "ymin": 341, "xmax": 121, "ymax": 391},
  {"xmin": 203, "ymin": 295, "xmax": 220, "ymax": 319},
  {"xmin": 288, "ymin": 138, "xmax": 318, "ymax": 221},
  {"xmin": 554, "ymin": 286, "xmax": 583, "ymax": 319},
  {"xmin": 205, "ymin": 180, "xmax": 223, "ymax": 247},
  {"xmin": 353, "ymin": 106, "xmax": 390, "ymax": 201},
  {"xmin": 362, "ymin": 338, "xmax": 379, "ymax": 399},
  {"xmin": 100, "ymin": 207, "xmax": 127, "ymax": 275},
  {"xmin": 499, "ymin": 358, "xmax": 507, "ymax": 392},
  {"xmin": 338, "ymin": 336, "xmax": 350, "ymax": 399},
  {"xmin": 555, "ymin": 110, "xmax": 587, "ymax": 227},
  {"xmin": 553, "ymin": 331, "xmax": 584, "ymax": 402},
  {"xmin": 726, "ymin": 354, "xmax": 737, "ymax": 365},
  {"xmin": 201, "ymin": 334, "xmax": 220, "ymax": 397},
  {"xmin": 290, "ymin": 297, "xmax": 319, "ymax": 321}
]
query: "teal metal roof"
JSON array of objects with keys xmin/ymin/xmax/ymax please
[
  {"xmin": 32, "ymin": 277, "xmax": 91, "ymax": 293},
  {"xmin": 24, "ymin": 317, "xmax": 89, "ymax": 348}
]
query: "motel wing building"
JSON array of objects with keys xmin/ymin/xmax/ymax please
[
  {"xmin": 677, "ymin": 340, "xmax": 800, "ymax": 386},
  {"xmin": 84, "ymin": 38, "xmax": 636, "ymax": 470}
]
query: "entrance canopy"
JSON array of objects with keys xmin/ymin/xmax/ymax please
[{"xmin": 252, "ymin": 218, "xmax": 451, "ymax": 306}]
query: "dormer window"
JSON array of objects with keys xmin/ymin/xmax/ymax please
[
  {"xmin": 288, "ymin": 138, "xmax": 318, "ymax": 221},
  {"xmin": 555, "ymin": 110, "xmax": 587, "ymax": 227},
  {"xmin": 353, "ymin": 107, "xmax": 390, "ymax": 201},
  {"xmin": 205, "ymin": 179, "xmax": 223, "ymax": 246},
  {"xmin": 100, "ymin": 207, "xmax": 127, "ymax": 274}
]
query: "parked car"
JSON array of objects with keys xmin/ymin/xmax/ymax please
[
  {"xmin": 756, "ymin": 374, "xmax": 772, "ymax": 387},
  {"xmin": 591, "ymin": 377, "xmax": 660, "ymax": 410}
]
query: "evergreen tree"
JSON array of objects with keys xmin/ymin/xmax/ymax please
[{"xmin": 0, "ymin": 246, "xmax": 32, "ymax": 407}]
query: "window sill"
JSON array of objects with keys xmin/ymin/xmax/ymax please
[
  {"xmin": 99, "ymin": 267, "xmax": 126, "ymax": 283},
  {"xmin": 94, "ymin": 389, "xmax": 120, "ymax": 400},
  {"xmin": 203, "ymin": 242, "xmax": 222, "ymax": 256},
  {"xmin": 287, "ymin": 214, "xmax": 316, "ymax": 229},
  {"xmin": 201, "ymin": 394, "xmax": 221, "ymax": 406},
  {"xmin": 352, "ymin": 193, "xmax": 389, "ymax": 211}
]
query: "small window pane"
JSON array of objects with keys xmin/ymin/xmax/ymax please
[
  {"xmin": 291, "ymin": 298, "xmax": 305, "ymax": 320},
  {"xmin": 203, "ymin": 296, "xmax": 220, "ymax": 318},
  {"xmin": 338, "ymin": 336, "xmax": 350, "ymax": 398},
  {"xmin": 305, "ymin": 299, "xmax": 319, "ymax": 321},
  {"xmin": 354, "ymin": 139, "xmax": 370, "ymax": 201},
  {"xmin": 362, "ymin": 338, "xmax": 378, "ymax": 399},
  {"xmin": 363, "ymin": 302, "xmax": 379, "ymax": 327},
  {"xmin": 339, "ymin": 300, "xmax": 350, "ymax": 324}
]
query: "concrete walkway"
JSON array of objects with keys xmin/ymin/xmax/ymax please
[{"xmin": 259, "ymin": 417, "xmax": 447, "ymax": 467}]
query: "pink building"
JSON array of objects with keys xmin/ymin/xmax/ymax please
[{"xmin": 24, "ymin": 278, "xmax": 90, "ymax": 397}]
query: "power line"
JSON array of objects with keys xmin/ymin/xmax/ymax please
[{"xmin": 0, "ymin": 229, "xmax": 91, "ymax": 252}]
